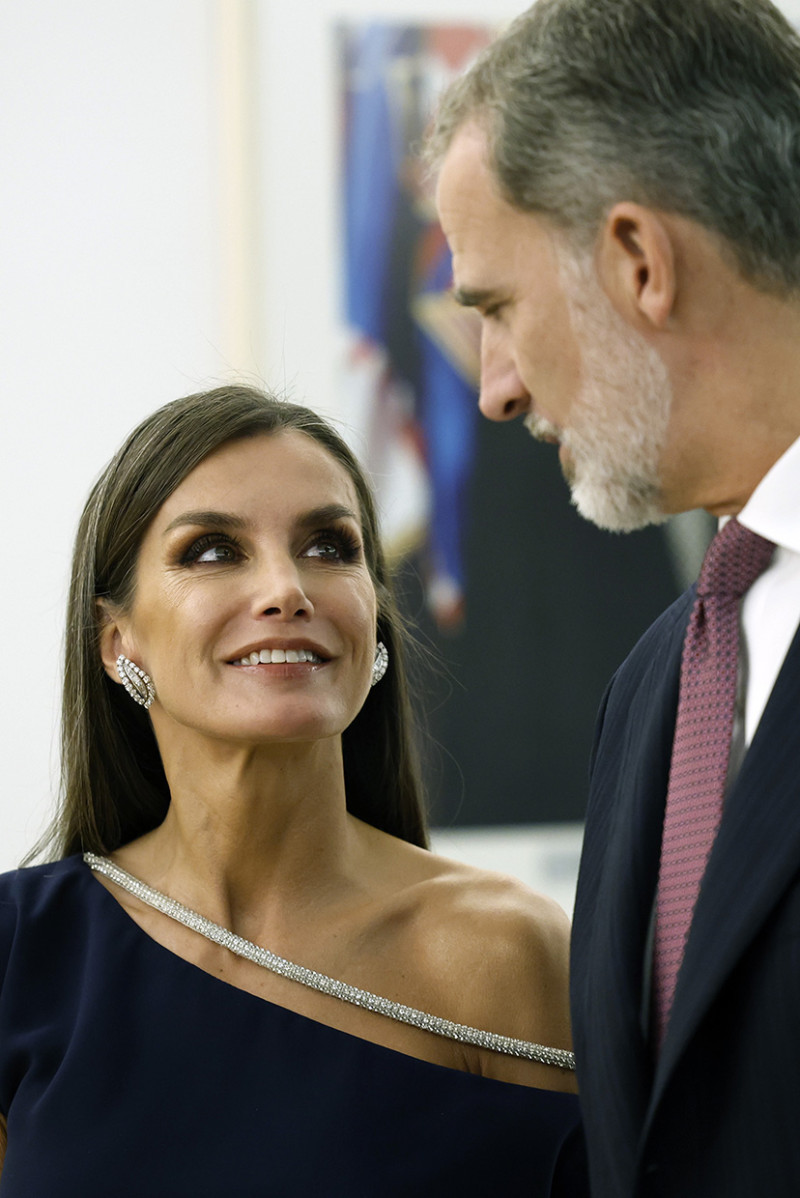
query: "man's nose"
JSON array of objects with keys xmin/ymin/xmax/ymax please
[{"xmin": 478, "ymin": 326, "xmax": 531, "ymax": 421}]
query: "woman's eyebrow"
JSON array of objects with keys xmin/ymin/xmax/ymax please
[
  {"xmin": 162, "ymin": 510, "xmax": 247, "ymax": 535},
  {"xmin": 162, "ymin": 504, "xmax": 360, "ymax": 536},
  {"xmin": 297, "ymin": 504, "xmax": 360, "ymax": 528}
]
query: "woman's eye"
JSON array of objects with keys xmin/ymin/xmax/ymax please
[
  {"xmin": 303, "ymin": 530, "xmax": 361, "ymax": 562},
  {"xmin": 181, "ymin": 535, "xmax": 242, "ymax": 565},
  {"xmin": 305, "ymin": 539, "xmax": 343, "ymax": 560},
  {"xmin": 196, "ymin": 544, "xmax": 237, "ymax": 563}
]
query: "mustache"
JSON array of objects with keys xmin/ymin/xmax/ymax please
[{"xmin": 524, "ymin": 412, "xmax": 561, "ymax": 442}]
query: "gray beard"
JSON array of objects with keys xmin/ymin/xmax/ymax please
[{"xmin": 526, "ymin": 249, "xmax": 674, "ymax": 533}]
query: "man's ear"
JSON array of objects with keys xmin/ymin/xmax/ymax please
[
  {"xmin": 595, "ymin": 202, "xmax": 676, "ymax": 330},
  {"xmin": 96, "ymin": 599, "xmax": 129, "ymax": 684}
]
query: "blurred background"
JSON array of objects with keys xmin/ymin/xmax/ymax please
[{"xmin": 4, "ymin": 0, "xmax": 787, "ymax": 910}]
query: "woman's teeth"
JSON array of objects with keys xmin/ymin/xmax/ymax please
[{"xmin": 233, "ymin": 648, "xmax": 323, "ymax": 666}]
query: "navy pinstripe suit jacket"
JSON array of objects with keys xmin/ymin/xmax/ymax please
[{"xmin": 571, "ymin": 585, "xmax": 800, "ymax": 1197}]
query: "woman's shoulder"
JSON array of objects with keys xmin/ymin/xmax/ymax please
[
  {"xmin": 364, "ymin": 829, "xmax": 571, "ymax": 978},
  {"xmin": 371, "ymin": 839, "xmax": 575, "ymax": 1088},
  {"xmin": 0, "ymin": 856, "xmax": 89, "ymax": 996},
  {"xmin": 412, "ymin": 853, "xmax": 571, "ymax": 1003},
  {"xmin": 377, "ymin": 836, "xmax": 570, "ymax": 948},
  {"xmin": 0, "ymin": 856, "xmax": 90, "ymax": 950},
  {"xmin": 0, "ymin": 855, "xmax": 86, "ymax": 907}
]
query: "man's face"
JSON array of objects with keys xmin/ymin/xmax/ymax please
[{"xmin": 435, "ymin": 122, "xmax": 674, "ymax": 531}]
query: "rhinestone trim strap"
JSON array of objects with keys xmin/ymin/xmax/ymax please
[{"xmin": 84, "ymin": 852, "xmax": 575, "ymax": 1071}]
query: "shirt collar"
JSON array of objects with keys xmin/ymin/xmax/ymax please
[{"xmin": 734, "ymin": 434, "xmax": 800, "ymax": 554}]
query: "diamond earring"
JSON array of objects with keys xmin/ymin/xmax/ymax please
[
  {"xmin": 371, "ymin": 641, "xmax": 389, "ymax": 687},
  {"xmin": 116, "ymin": 655, "xmax": 156, "ymax": 709}
]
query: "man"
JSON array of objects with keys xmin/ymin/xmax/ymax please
[{"xmin": 430, "ymin": 1, "xmax": 800, "ymax": 1194}]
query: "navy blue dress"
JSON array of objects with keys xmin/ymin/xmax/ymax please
[{"xmin": 0, "ymin": 857, "xmax": 586, "ymax": 1196}]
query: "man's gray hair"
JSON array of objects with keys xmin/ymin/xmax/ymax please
[{"xmin": 428, "ymin": 0, "xmax": 800, "ymax": 295}]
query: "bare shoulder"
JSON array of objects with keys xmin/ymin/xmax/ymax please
[
  {"xmin": 393, "ymin": 850, "xmax": 576, "ymax": 1090},
  {"xmin": 417, "ymin": 853, "xmax": 570, "ymax": 957},
  {"xmin": 348, "ymin": 825, "xmax": 576, "ymax": 1089},
  {"xmin": 419, "ymin": 856, "xmax": 571, "ymax": 1010}
]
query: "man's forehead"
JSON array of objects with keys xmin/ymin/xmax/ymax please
[
  {"xmin": 435, "ymin": 121, "xmax": 497, "ymax": 217},
  {"xmin": 441, "ymin": 119, "xmax": 493, "ymax": 169},
  {"xmin": 436, "ymin": 136, "xmax": 517, "ymax": 291},
  {"xmin": 436, "ymin": 126, "xmax": 557, "ymax": 300}
]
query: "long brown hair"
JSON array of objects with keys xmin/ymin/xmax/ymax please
[{"xmin": 40, "ymin": 385, "xmax": 428, "ymax": 859}]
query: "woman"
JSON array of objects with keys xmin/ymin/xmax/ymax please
[{"xmin": 0, "ymin": 386, "xmax": 585, "ymax": 1195}]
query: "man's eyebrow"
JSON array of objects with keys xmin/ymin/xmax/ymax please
[
  {"xmin": 452, "ymin": 286, "xmax": 499, "ymax": 310},
  {"xmin": 162, "ymin": 504, "xmax": 360, "ymax": 536}
]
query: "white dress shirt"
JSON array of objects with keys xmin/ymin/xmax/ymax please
[{"xmin": 728, "ymin": 434, "xmax": 800, "ymax": 780}]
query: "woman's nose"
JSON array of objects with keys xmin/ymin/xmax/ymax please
[{"xmin": 251, "ymin": 558, "xmax": 314, "ymax": 620}]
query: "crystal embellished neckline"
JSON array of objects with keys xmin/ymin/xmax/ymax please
[{"xmin": 84, "ymin": 852, "xmax": 575, "ymax": 1071}]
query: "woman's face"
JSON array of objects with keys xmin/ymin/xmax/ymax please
[{"xmin": 102, "ymin": 431, "xmax": 378, "ymax": 749}]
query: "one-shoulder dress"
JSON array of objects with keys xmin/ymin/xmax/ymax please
[{"xmin": 0, "ymin": 856, "xmax": 587, "ymax": 1196}]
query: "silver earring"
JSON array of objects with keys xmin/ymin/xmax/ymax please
[
  {"xmin": 116, "ymin": 655, "xmax": 156, "ymax": 709},
  {"xmin": 371, "ymin": 642, "xmax": 388, "ymax": 687}
]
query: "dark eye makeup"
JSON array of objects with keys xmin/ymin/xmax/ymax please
[
  {"xmin": 302, "ymin": 527, "xmax": 363, "ymax": 562},
  {"xmin": 179, "ymin": 532, "xmax": 242, "ymax": 566},
  {"xmin": 177, "ymin": 525, "xmax": 363, "ymax": 567}
]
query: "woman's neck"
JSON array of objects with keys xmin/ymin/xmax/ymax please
[{"xmin": 115, "ymin": 734, "xmax": 362, "ymax": 931}]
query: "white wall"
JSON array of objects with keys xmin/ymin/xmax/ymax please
[
  {"xmin": 0, "ymin": 0, "xmax": 227, "ymax": 866},
  {"xmin": 3, "ymin": 0, "xmax": 800, "ymax": 881}
]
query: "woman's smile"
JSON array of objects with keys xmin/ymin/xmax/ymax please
[{"xmin": 230, "ymin": 646, "xmax": 326, "ymax": 667}]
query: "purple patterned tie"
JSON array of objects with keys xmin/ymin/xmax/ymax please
[{"xmin": 652, "ymin": 518, "xmax": 775, "ymax": 1048}]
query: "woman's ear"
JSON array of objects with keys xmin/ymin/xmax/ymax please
[
  {"xmin": 595, "ymin": 202, "xmax": 676, "ymax": 330},
  {"xmin": 96, "ymin": 599, "xmax": 128, "ymax": 683}
]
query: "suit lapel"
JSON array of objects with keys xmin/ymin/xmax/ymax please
[
  {"xmin": 648, "ymin": 622, "xmax": 800, "ymax": 1114},
  {"xmin": 575, "ymin": 598, "xmax": 689, "ymax": 1151}
]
